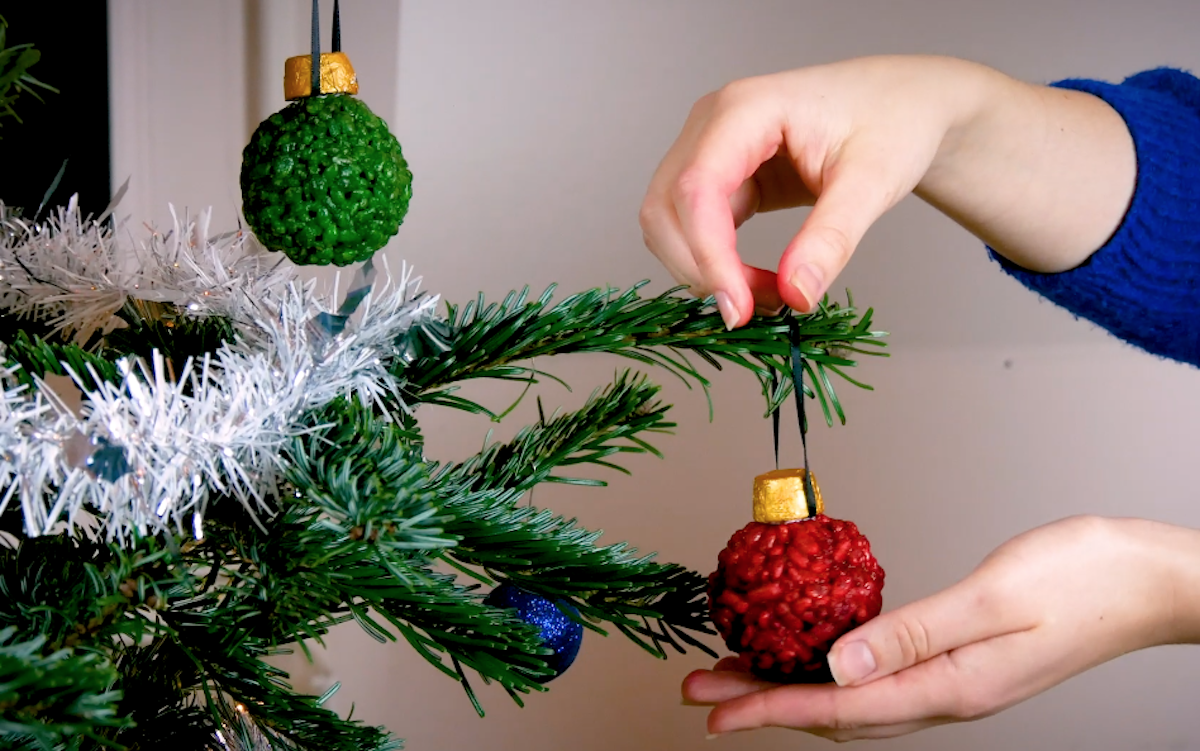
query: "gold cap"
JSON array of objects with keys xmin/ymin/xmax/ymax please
[
  {"xmin": 284, "ymin": 51, "xmax": 359, "ymax": 100},
  {"xmin": 752, "ymin": 468, "xmax": 823, "ymax": 523}
]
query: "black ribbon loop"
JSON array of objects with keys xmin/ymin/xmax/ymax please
[
  {"xmin": 771, "ymin": 318, "xmax": 819, "ymax": 518},
  {"xmin": 332, "ymin": 0, "xmax": 342, "ymax": 52},
  {"xmin": 310, "ymin": 0, "xmax": 322, "ymax": 95},
  {"xmin": 310, "ymin": 0, "xmax": 343, "ymax": 94}
]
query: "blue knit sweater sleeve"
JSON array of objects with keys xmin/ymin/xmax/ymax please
[{"xmin": 989, "ymin": 68, "xmax": 1200, "ymax": 367}]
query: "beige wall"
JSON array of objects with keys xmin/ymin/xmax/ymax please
[{"xmin": 109, "ymin": 1, "xmax": 1200, "ymax": 749}]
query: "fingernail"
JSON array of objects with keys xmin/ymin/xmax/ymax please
[
  {"xmin": 829, "ymin": 641, "xmax": 876, "ymax": 686},
  {"xmin": 714, "ymin": 291, "xmax": 739, "ymax": 330},
  {"xmin": 788, "ymin": 263, "xmax": 825, "ymax": 310},
  {"xmin": 705, "ymin": 733, "xmax": 723, "ymax": 741}
]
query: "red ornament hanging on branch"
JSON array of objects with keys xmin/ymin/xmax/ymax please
[
  {"xmin": 708, "ymin": 322, "xmax": 886, "ymax": 683},
  {"xmin": 708, "ymin": 468, "xmax": 884, "ymax": 683}
]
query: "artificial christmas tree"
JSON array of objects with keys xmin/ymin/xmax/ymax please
[
  {"xmin": 0, "ymin": 8, "xmax": 887, "ymax": 749},
  {"xmin": 0, "ymin": 203, "xmax": 886, "ymax": 749}
]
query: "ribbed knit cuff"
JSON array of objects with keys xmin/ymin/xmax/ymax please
[{"xmin": 989, "ymin": 68, "xmax": 1200, "ymax": 367}]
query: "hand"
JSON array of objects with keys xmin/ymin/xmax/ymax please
[
  {"xmin": 640, "ymin": 54, "xmax": 993, "ymax": 324},
  {"xmin": 683, "ymin": 516, "xmax": 1200, "ymax": 741},
  {"xmin": 639, "ymin": 55, "xmax": 1135, "ymax": 328}
]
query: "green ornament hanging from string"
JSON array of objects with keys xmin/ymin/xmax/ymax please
[{"xmin": 240, "ymin": 0, "xmax": 413, "ymax": 266}]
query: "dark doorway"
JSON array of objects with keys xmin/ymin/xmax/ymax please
[{"xmin": 1, "ymin": 3, "xmax": 111, "ymax": 218}]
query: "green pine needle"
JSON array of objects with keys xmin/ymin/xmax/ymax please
[
  {"xmin": 0, "ymin": 627, "xmax": 127, "ymax": 748},
  {"xmin": 0, "ymin": 15, "xmax": 59, "ymax": 136},
  {"xmin": 0, "ymin": 278, "xmax": 888, "ymax": 745},
  {"xmin": 404, "ymin": 283, "xmax": 886, "ymax": 423}
]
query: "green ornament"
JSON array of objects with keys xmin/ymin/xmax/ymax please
[{"xmin": 240, "ymin": 56, "xmax": 412, "ymax": 267}]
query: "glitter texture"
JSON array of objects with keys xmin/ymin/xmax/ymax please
[{"xmin": 485, "ymin": 583, "xmax": 583, "ymax": 682}]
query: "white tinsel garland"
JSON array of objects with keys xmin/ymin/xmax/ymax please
[{"xmin": 0, "ymin": 198, "xmax": 439, "ymax": 541}]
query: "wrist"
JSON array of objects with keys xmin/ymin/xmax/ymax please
[
  {"xmin": 1114, "ymin": 517, "xmax": 1200, "ymax": 647},
  {"xmin": 916, "ymin": 57, "xmax": 1020, "ymax": 199},
  {"xmin": 913, "ymin": 55, "xmax": 1136, "ymax": 274}
]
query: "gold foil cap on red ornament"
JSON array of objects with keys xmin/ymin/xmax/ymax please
[
  {"xmin": 753, "ymin": 468, "xmax": 823, "ymax": 523},
  {"xmin": 284, "ymin": 51, "xmax": 359, "ymax": 100}
]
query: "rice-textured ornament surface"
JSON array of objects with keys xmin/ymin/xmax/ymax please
[
  {"xmin": 240, "ymin": 92, "xmax": 413, "ymax": 266},
  {"xmin": 708, "ymin": 469, "xmax": 884, "ymax": 683}
]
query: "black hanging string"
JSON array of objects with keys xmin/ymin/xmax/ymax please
[
  {"xmin": 770, "ymin": 318, "xmax": 819, "ymax": 518},
  {"xmin": 771, "ymin": 371, "xmax": 781, "ymax": 469},
  {"xmin": 310, "ymin": 0, "xmax": 322, "ymax": 95},
  {"xmin": 332, "ymin": 0, "xmax": 342, "ymax": 53}
]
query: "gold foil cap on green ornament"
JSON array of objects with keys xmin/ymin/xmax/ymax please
[
  {"xmin": 284, "ymin": 51, "xmax": 359, "ymax": 99},
  {"xmin": 753, "ymin": 468, "xmax": 823, "ymax": 523}
]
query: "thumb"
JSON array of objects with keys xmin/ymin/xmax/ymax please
[
  {"xmin": 776, "ymin": 165, "xmax": 901, "ymax": 312},
  {"xmin": 826, "ymin": 579, "xmax": 1020, "ymax": 688}
]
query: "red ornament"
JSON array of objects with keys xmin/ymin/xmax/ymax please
[{"xmin": 708, "ymin": 469, "xmax": 884, "ymax": 683}]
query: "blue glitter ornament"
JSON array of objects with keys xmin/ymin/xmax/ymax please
[{"xmin": 485, "ymin": 583, "xmax": 583, "ymax": 682}]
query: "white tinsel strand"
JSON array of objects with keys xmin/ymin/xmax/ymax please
[
  {"xmin": 0, "ymin": 360, "xmax": 55, "ymax": 524},
  {"xmin": 0, "ymin": 196, "xmax": 294, "ymax": 344},
  {"xmin": 0, "ymin": 198, "xmax": 439, "ymax": 541}
]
